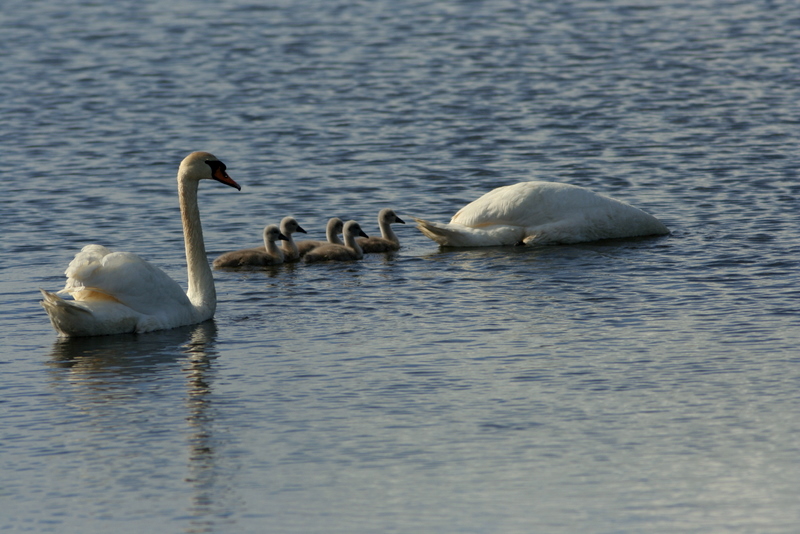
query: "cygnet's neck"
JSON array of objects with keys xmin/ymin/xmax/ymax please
[
  {"xmin": 327, "ymin": 223, "xmax": 344, "ymax": 245},
  {"xmin": 379, "ymin": 218, "xmax": 399, "ymax": 243},
  {"xmin": 265, "ymin": 237, "xmax": 285, "ymax": 262},
  {"xmin": 343, "ymin": 231, "xmax": 364, "ymax": 257},
  {"xmin": 281, "ymin": 233, "xmax": 298, "ymax": 258}
]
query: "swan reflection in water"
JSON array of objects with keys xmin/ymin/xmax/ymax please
[{"xmin": 47, "ymin": 321, "xmax": 237, "ymax": 531}]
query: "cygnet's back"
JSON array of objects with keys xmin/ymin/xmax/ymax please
[
  {"xmin": 304, "ymin": 220, "xmax": 368, "ymax": 262},
  {"xmin": 357, "ymin": 208, "xmax": 405, "ymax": 252},
  {"xmin": 213, "ymin": 225, "xmax": 287, "ymax": 269},
  {"xmin": 297, "ymin": 218, "xmax": 344, "ymax": 257}
]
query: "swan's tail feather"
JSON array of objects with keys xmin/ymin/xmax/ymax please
[
  {"xmin": 414, "ymin": 217, "xmax": 522, "ymax": 247},
  {"xmin": 40, "ymin": 289, "xmax": 91, "ymax": 317},
  {"xmin": 40, "ymin": 289, "xmax": 96, "ymax": 337},
  {"xmin": 413, "ymin": 218, "xmax": 458, "ymax": 246}
]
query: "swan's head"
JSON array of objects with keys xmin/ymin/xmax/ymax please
[
  {"xmin": 280, "ymin": 216, "xmax": 307, "ymax": 236},
  {"xmin": 343, "ymin": 220, "xmax": 369, "ymax": 239},
  {"xmin": 379, "ymin": 208, "xmax": 405, "ymax": 225},
  {"xmin": 179, "ymin": 151, "xmax": 241, "ymax": 190},
  {"xmin": 263, "ymin": 224, "xmax": 288, "ymax": 243},
  {"xmin": 327, "ymin": 218, "xmax": 345, "ymax": 234}
]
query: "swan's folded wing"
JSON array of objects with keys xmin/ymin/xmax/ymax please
[
  {"xmin": 450, "ymin": 182, "xmax": 553, "ymax": 228},
  {"xmin": 61, "ymin": 251, "xmax": 191, "ymax": 315},
  {"xmin": 450, "ymin": 181, "xmax": 632, "ymax": 229}
]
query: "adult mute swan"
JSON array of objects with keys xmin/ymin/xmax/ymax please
[
  {"xmin": 357, "ymin": 208, "xmax": 405, "ymax": 252},
  {"xmin": 304, "ymin": 220, "xmax": 369, "ymax": 262},
  {"xmin": 40, "ymin": 152, "xmax": 241, "ymax": 337},
  {"xmin": 278, "ymin": 216, "xmax": 307, "ymax": 261},
  {"xmin": 414, "ymin": 181, "xmax": 669, "ymax": 247},
  {"xmin": 212, "ymin": 224, "xmax": 288, "ymax": 268},
  {"xmin": 297, "ymin": 217, "xmax": 344, "ymax": 257}
]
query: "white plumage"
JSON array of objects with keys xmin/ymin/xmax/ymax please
[
  {"xmin": 40, "ymin": 151, "xmax": 241, "ymax": 337},
  {"xmin": 415, "ymin": 181, "xmax": 668, "ymax": 247}
]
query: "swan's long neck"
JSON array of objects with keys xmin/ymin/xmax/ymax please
[
  {"xmin": 379, "ymin": 218, "xmax": 399, "ymax": 243},
  {"xmin": 179, "ymin": 177, "xmax": 215, "ymax": 317}
]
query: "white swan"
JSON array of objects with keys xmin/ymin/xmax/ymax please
[
  {"xmin": 296, "ymin": 217, "xmax": 344, "ymax": 257},
  {"xmin": 414, "ymin": 181, "xmax": 669, "ymax": 247},
  {"xmin": 357, "ymin": 208, "xmax": 405, "ymax": 252},
  {"xmin": 304, "ymin": 220, "xmax": 369, "ymax": 262},
  {"xmin": 40, "ymin": 151, "xmax": 241, "ymax": 337},
  {"xmin": 212, "ymin": 224, "xmax": 287, "ymax": 268},
  {"xmin": 278, "ymin": 216, "xmax": 307, "ymax": 261}
]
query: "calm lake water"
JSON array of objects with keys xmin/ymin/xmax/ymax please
[{"xmin": 2, "ymin": 0, "xmax": 800, "ymax": 532}]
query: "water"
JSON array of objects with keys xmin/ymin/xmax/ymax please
[{"xmin": 2, "ymin": 0, "xmax": 800, "ymax": 532}]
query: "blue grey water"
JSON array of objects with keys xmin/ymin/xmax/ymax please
[{"xmin": 2, "ymin": 0, "xmax": 800, "ymax": 532}]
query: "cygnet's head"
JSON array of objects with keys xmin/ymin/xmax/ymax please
[
  {"xmin": 280, "ymin": 216, "xmax": 307, "ymax": 236},
  {"xmin": 379, "ymin": 208, "xmax": 405, "ymax": 224},
  {"xmin": 328, "ymin": 217, "xmax": 345, "ymax": 234},
  {"xmin": 343, "ymin": 220, "xmax": 369, "ymax": 239},
  {"xmin": 264, "ymin": 224, "xmax": 289, "ymax": 243}
]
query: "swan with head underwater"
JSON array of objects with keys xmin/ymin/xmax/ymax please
[
  {"xmin": 40, "ymin": 151, "xmax": 241, "ymax": 337},
  {"xmin": 414, "ymin": 181, "xmax": 669, "ymax": 247}
]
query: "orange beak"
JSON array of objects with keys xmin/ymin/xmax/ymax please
[{"xmin": 212, "ymin": 167, "xmax": 241, "ymax": 191}]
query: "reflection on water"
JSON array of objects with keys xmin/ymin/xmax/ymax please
[
  {"xmin": 47, "ymin": 322, "xmax": 215, "ymax": 372},
  {"xmin": 47, "ymin": 321, "xmax": 237, "ymax": 533},
  {"xmin": 181, "ymin": 324, "xmax": 237, "ymax": 534},
  {"xmin": 4, "ymin": 0, "xmax": 800, "ymax": 530}
]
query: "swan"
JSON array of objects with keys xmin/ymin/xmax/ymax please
[
  {"xmin": 212, "ymin": 224, "xmax": 288, "ymax": 268},
  {"xmin": 357, "ymin": 208, "xmax": 405, "ymax": 252},
  {"xmin": 296, "ymin": 217, "xmax": 344, "ymax": 257},
  {"xmin": 278, "ymin": 216, "xmax": 307, "ymax": 261},
  {"xmin": 40, "ymin": 151, "xmax": 241, "ymax": 337},
  {"xmin": 414, "ymin": 181, "xmax": 669, "ymax": 247},
  {"xmin": 304, "ymin": 220, "xmax": 369, "ymax": 262}
]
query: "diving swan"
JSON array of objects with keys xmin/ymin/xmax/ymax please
[
  {"xmin": 357, "ymin": 208, "xmax": 405, "ymax": 252},
  {"xmin": 213, "ymin": 224, "xmax": 288, "ymax": 268},
  {"xmin": 40, "ymin": 151, "xmax": 241, "ymax": 337},
  {"xmin": 414, "ymin": 181, "xmax": 668, "ymax": 247}
]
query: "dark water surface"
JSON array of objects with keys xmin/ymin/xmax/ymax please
[{"xmin": 2, "ymin": 0, "xmax": 800, "ymax": 532}]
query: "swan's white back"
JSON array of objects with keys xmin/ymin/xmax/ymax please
[
  {"xmin": 40, "ymin": 151, "xmax": 241, "ymax": 337},
  {"xmin": 415, "ymin": 181, "xmax": 668, "ymax": 247}
]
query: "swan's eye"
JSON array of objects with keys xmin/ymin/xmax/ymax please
[{"xmin": 205, "ymin": 160, "xmax": 227, "ymax": 173}]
